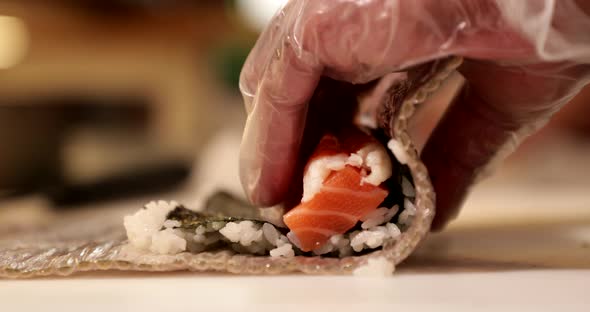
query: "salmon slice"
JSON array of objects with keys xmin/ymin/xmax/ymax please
[{"xmin": 283, "ymin": 129, "xmax": 390, "ymax": 252}]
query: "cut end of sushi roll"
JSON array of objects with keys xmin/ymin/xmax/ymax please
[
  {"xmin": 284, "ymin": 165, "xmax": 390, "ymax": 252},
  {"xmin": 121, "ymin": 124, "xmax": 419, "ymax": 256},
  {"xmin": 283, "ymin": 127, "xmax": 394, "ymax": 252}
]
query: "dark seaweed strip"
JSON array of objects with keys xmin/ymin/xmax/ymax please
[
  {"xmin": 203, "ymin": 190, "xmax": 261, "ymax": 219},
  {"xmin": 165, "ymin": 206, "xmax": 300, "ymax": 256},
  {"xmin": 166, "ymin": 206, "xmax": 264, "ymax": 230},
  {"xmin": 162, "ymin": 190, "xmax": 267, "ymax": 231}
]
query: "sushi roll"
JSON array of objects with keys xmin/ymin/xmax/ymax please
[
  {"xmin": 118, "ymin": 56, "xmax": 463, "ymax": 274},
  {"xmin": 0, "ymin": 56, "xmax": 462, "ymax": 278},
  {"xmin": 283, "ymin": 127, "xmax": 396, "ymax": 254}
]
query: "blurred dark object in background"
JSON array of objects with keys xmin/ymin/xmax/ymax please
[
  {"xmin": 0, "ymin": 0, "xmax": 255, "ymax": 207},
  {"xmin": 0, "ymin": 95, "xmax": 191, "ymax": 204},
  {"xmin": 0, "ymin": 105, "xmax": 65, "ymax": 193},
  {"xmin": 45, "ymin": 161, "xmax": 190, "ymax": 208}
]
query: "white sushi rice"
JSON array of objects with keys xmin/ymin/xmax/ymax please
[
  {"xmin": 269, "ymin": 243, "xmax": 295, "ymax": 257},
  {"xmin": 353, "ymin": 257, "xmax": 395, "ymax": 277},
  {"xmin": 360, "ymin": 205, "xmax": 399, "ymax": 229},
  {"xmin": 192, "ymin": 225, "xmax": 221, "ymax": 245},
  {"xmin": 163, "ymin": 219, "xmax": 181, "ymax": 229},
  {"xmin": 312, "ymin": 234, "xmax": 352, "ymax": 256},
  {"xmin": 219, "ymin": 221, "xmax": 263, "ymax": 247},
  {"xmin": 398, "ymin": 198, "xmax": 417, "ymax": 227},
  {"xmin": 150, "ymin": 228, "xmax": 187, "ymax": 254},
  {"xmin": 354, "ymin": 143, "xmax": 393, "ymax": 186},
  {"xmin": 350, "ymin": 223, "xmax": 401, "ymax": 252},
  {"xmin": 124, "ymin": 200, "xmax": 186, "ymax": 253},
  {"xmin": 387, "ymin": 139, "xmax": 408, "ymax": 165},
  {"xmin": 217, "ymin": 221, "xmax": 295, "ymax": 257}
]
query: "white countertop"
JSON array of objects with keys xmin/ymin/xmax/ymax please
[{"xmin": 2, "ymin": 270, "xmax": 589, "ymax": 311}]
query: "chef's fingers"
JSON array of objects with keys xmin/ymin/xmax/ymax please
[
  {"xmin": 239, "ymin": 5, "xmax": 323, "ymax": 206},
  {"xmin": 423, "ymin": 60, "xmax": 590, "ymax": 231},
  {"xmin": 237, "ymin": 0, "xmax": 530, "ymax": 207}
]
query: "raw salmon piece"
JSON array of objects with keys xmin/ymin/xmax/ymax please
[{"xmin": 283, "ymin": 129, "xmax": 390, "ymax": 252}]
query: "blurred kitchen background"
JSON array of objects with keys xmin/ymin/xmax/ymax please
[
  {"xmin": 0, "ymin": 0, "xmax": 288, "ymax": 207},
  {"xmin": 0, "ymin": 0, "xmax": 589, "ymax": 271},
  {"xmin": 0, "ymin": 0, "xmax": 589, "ymax": 241}
]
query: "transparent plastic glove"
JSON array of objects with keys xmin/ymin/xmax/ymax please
[{"xmin": 239, "ymin": 0, "xmax": 590, "ymax": 230}]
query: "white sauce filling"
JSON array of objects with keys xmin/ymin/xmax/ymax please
[{"xmin": 302, "ymin": 142, "xmax": 393, "ymax": 202}]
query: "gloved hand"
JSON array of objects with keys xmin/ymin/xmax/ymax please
[{"xmin": 238, "ymin": 0, "xmax": 590, "ymax": 230}]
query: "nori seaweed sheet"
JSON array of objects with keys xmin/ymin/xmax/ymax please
[
  {"xmin": 166, "ymin": 206, "xmax": 254, "ymax": 230},
  {"xmin": 203, "ymin": 191, "xmax": 261, "ymax": 219},
  {"xmin": 162, "ymin": 190, "xmax": 267, "ymax": 231}
]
